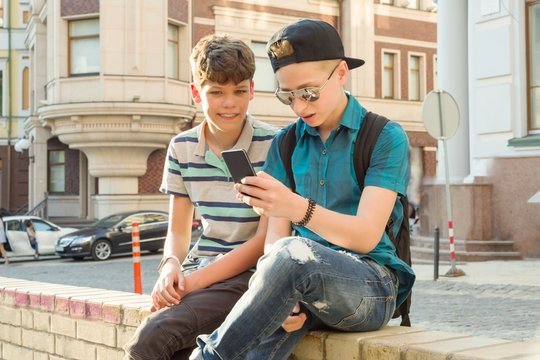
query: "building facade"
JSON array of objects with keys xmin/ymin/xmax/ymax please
[
  {"xmin": 418, "ymin": 0, "xmax": 540, "ymax": 258},
  {"xmin": 0, "ymin": 0, "xmax": 32, "ymax": 213},
  {"xmin": 15, "ymin": 0, "xmax": 437, "ymax": 222}
]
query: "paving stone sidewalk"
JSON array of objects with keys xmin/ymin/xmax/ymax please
[{"xmin": 402, "ymin": 260, "xmax": 540, "ymax": 342}]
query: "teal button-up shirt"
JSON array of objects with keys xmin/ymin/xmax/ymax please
[{"xmin": 263, "ymin": 94, "xmax": 415, "ymax": 306}]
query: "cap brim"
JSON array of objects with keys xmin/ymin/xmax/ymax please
[{"xmin": 344, "ymin": 57, "xmax": 365, "ymax": 70}]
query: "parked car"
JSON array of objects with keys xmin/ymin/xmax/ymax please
[
  {"xmin": 2, "ymin": 216, "xmax": 78, "ymax": 258},
  {"xmin": 55, "ymin": 210, "xmax": 169, "ymax": 261}
]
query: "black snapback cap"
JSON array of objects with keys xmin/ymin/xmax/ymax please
[{"xmin": 267, "ymin": 19, "xmax": 365, "ymax": 72}]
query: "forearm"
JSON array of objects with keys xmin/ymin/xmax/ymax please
[
  {"xmin": 303, "ymin": 206, "xmax": 382, "ymax": 253},
  {"xmin": 185, "ymin": 216, "xmax": 267, "ymax": 292},
  {"xmin": 162, "ymin": 232, "xmax": 191, "ymax": 263},
  {"xmin": 185, "ymin": 238, "xmax": 261, "ymax": 291},
  {"xmin": 290, "ymin": 187, "xmax": 395, "ymax": 254},
  {"xmin": 264, "ymin": 217, "xmax": 292, "ymax": 254}
]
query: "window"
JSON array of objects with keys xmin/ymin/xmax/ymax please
[
  {"xmin": 433, "ymin": 54, "xmax": 438, "ymax": 90},
  {"xmin": 528, "ymin": 1, "xmax": 540, "ymax": 131},
  {"xmin": 144, "ymin": 213, "xmax": 168, "ymax": 224},
  {"xmin": 167, "ymin": 24, "xmax": 179, "ymax": 79},
  {"xmin": 22, "ymin": 67, "xmax": 29, "ymax": 110},
  {"xmin": 252, "ymin": 42, "xmax": 277, "ymax": 92},
  {"xmin": 69, "ymin": 18, "xmax": 100, "ymax": 75},
  {"xmin": 409, "ymin": 55, "xmax": 421, "ymax": 101},
  {"xmin": 383, "ymin": 52, "xmax": 397, "ymax": 99},
  {"xmin": 49, "ymin": 150, "xmax": 65, "ymax": 192},
  {"xmin": 6, "ymin": 220, "xmax": 22, "ymax": 232},
  {"xmin": 32, "ymin": 220, "xmax": 56, "ymax": 232},
  {"xmin": 121, "ymin": 214, "xmax": 146, "ymax": 228},
  {"xmin": 23, "ymin": 10, "xmax": 29, "ymax": 25}
]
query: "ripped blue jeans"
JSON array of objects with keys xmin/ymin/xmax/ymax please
[{"xmin": 193, "ymin": 236, "xmax": 398, "ymax": 360}]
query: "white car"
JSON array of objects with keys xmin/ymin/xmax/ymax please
[{"xmin": 2, "ymin": 216, "xmax": 78, "ymax": 258}]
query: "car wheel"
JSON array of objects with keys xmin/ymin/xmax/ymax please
[{"xmin": 91, "ymin": 239, "xmax": 112, "ymax": 261}]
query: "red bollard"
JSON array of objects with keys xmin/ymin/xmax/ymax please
[{"xmin": 132, "ymin": 222, "xmax": 142, "ymax": 294}]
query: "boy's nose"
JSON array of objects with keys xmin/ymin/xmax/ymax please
[
  {"xmin": 291, "ymin": 97, "xmax": 308, "ymax": 114},
  {"xmin": 223, "ymin": 95, "xmax": 235, "ymax": 107}
]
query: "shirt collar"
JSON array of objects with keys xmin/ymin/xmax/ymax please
[
  {"xmin": 296, "ymin": 92, "xmax": 367, "ymax": 137},
  {"xmin": 194, "ymin": 114, "xmax": 255, "ymax": 157}
]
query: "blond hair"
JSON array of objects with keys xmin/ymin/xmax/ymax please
[{"xmin": 190, "ymin": 34, "xmax": 255, "ymax": 86}]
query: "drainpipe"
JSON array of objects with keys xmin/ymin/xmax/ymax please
[{"xmin": 6, "ymin": 0, "xmax": 13, "ymax": 210}]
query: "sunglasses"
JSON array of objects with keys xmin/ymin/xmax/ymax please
[{"xmin": 274, "ymin": 63, "xmax": 340, "ymax": 105}]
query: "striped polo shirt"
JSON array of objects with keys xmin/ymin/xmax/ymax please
[{"xmin": 160, "ymin": 115, "xmax": 278, "ymax": 269}]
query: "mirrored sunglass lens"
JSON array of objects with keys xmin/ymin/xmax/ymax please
[
  {"xmin": 276, "ymin": 92, "xmax": 293, "ymax": 105},
  {"xmin": 300, "ymin": 88, "xmax": 320, "ymax": 102}
]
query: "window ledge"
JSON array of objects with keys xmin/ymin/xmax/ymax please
[{"xmin": 507, "ymin": 135, "xmax": 540, "ymax": 147}]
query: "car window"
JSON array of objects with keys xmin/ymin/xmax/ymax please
[
  {"xmin": 144, "ymin": 213, "xmax": 168, "ymax": 224},
  {"xmin": 93, "ymin": 214, "xmax": 125, "ymax": 228},
  {"xmin": 120, "ymin": 214, "xmax": 146, "ymax": 227},
  {"xmin": 6, "ymin": 220, "xmax": 22, "ymax": 231},
  {"xmin": 32, "ymin": 220, "xmax": 55, "ymax": 231}
]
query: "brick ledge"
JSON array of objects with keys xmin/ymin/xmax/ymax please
[{"xmin": 1, "ymin": 276, "xmax": 538, "ymax": 360}]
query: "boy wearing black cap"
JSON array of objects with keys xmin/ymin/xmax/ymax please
[{"xmin": 191, "ymin": 19, "xmax": 415, "ymax": 360}]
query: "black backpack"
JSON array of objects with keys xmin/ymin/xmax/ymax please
[{"xmin": 279, "ymin": 111, "xmax": 412, "ymax": 327}]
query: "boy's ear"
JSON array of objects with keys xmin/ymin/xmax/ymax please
[
  {"xmin": 337, "ymin": 61, "xmax": 349, "ymax": 86},
  {"xmin": 190, "ymin": 83, "xmax": 202, "ymax": 103}
]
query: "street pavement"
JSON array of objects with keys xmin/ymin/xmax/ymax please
[
  {"xmin": 401, "ymin": 259, "xmax": 540, "ymax": 342},
  {"xmin": 1, "ymin": 256, "xmax": 539, "ymax": 343}
]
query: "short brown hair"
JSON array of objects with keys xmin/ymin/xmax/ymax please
[{"xmin": 190, "ymin": 34, "xmax": 255, "ymax": 86}]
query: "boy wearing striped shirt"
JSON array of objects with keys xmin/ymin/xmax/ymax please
[{"xmin": 124, "ymin": 34, "xmax": 277, "ymax": 360}]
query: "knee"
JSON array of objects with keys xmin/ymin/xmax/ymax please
[
  {"xmin": 261, "ymin": 236, "xmax": 319, "ymax": 270},
  {"xmin": 123, "ymin": 311, "xmax": 176, "ymax": 359}
]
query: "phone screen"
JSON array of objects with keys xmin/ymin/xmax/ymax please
[{"xmin": 221, "ymin": 149, "xmax": 256, "ymax": 183}]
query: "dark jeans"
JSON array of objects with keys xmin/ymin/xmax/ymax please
[{"xmin": 124, "ymin": 271, "xmax": 252, "ymax": 360}]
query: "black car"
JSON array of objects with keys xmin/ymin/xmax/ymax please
[{"xmin": 55, "ymin": 211, "xmax": 168, "ymax": 261}]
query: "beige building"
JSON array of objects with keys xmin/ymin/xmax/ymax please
[
  {"xmin": 416, "ymin": 0, "xmax": 540, "ymax": 259},
  {"xmin": 5, "ymin": 0, "xmax": 442, "ymax": 265},
  {"xmin": 0, "ymin": 0, "xmax": 32, "ymax": 213},
  {"xmin": 18, "ymin": 0, "xmax": 437, "ymax": 222}
]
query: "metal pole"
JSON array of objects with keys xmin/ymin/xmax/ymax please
[
  {"xmin": 434, "ymin": 226, "xmax": 439, "ymax": 281},
  {"xmin": 441, "ymin": 138, "xmax": 465, "ymax": 277}
]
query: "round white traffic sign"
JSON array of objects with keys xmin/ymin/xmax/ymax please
[{"xmin": 421, "ymin": 90, "xmax": 460, "ymax": 139}]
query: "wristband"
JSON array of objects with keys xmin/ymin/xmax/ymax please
[
  {"xmin": 292, "ymin": 198, "xmax": 316, "ymax": 227},
  {"xmin": 157, "ymin": 255, "xmax": 182, "ymax": 273}
]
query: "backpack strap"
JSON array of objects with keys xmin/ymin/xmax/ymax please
[
  {"xmin": 356, "ymin": 113, "xmax": 413, "ymax": 327},
  {"xmin": 279, "ymin": 122, "xmax": 298, "ymax": 193},
  {"xmin": 354, "ymin": 112, "xmax": 389, "ymax": 189}
]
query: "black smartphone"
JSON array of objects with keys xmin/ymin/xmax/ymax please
[{"xmin": 221, "ymin": 149, "xmax": 256, "ymax": 183}]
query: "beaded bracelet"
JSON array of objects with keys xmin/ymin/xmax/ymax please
[{"xmin": 292, "ymin": 198, "xmax": 316, "ymax": 227}]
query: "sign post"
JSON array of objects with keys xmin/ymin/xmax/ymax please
[{"xmin": 422, "ymin": 89, "xmax": 465, "ymax": 277}]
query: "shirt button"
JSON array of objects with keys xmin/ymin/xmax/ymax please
[
  {"xmin": 319, "ymin": 180, "xmax": 325, "ymax": 186},
  {"xmin": 322, "ymin": 149, "xmax": 327, "ymax": 155}
]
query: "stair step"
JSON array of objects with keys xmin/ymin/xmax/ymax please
[
  {"xmin": 412, "ymin": 245, "xmax": 522, "ymax": 262},
  {"xmin": 411, "ymin": 234, "xmax": 518, "ymax": 255}
]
